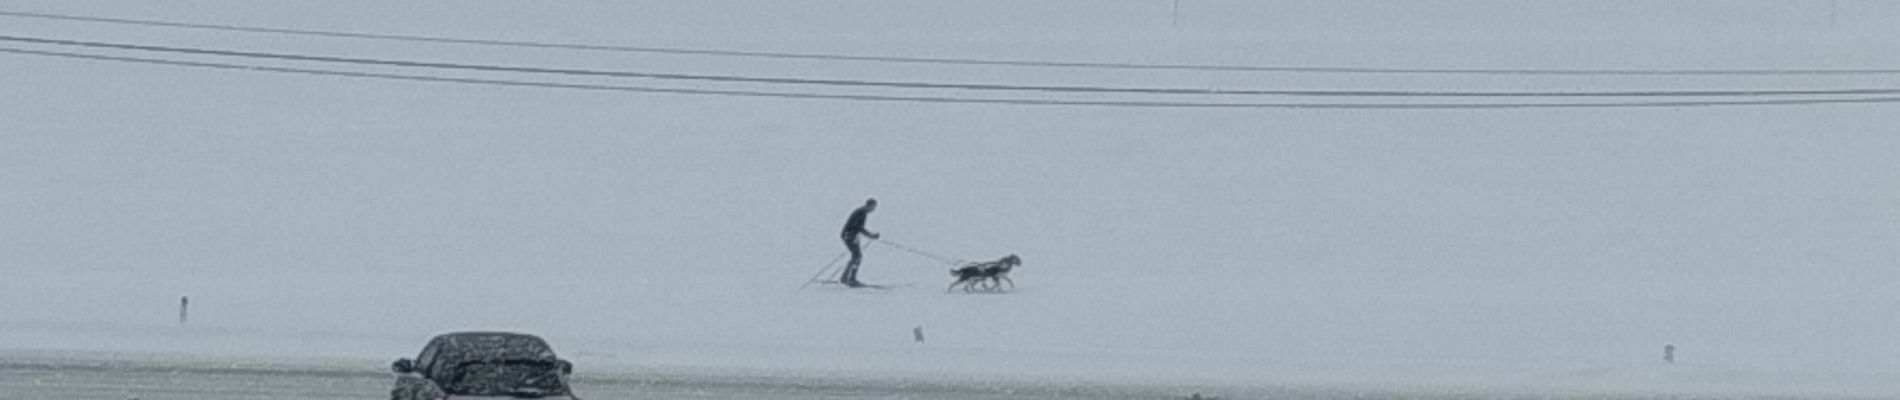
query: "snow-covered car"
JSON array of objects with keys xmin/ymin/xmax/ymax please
[{"xmin": 390, "ymin": 332, "xmax": 579, "ymax": 400}]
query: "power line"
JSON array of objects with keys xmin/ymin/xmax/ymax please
[
  {"xmin": 5, "ymin": 35, "xmax": 1900, "ymax": 99},
  {"xmin": 8, "ymin": 46, "xmax": 1900, "ymax": 109},
  {"xmin": 5, "ymin": 9, "xmax": 1900, "ymax": 77}
]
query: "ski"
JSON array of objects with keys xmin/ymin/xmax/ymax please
[{"xmin": 812, "ymin": 280, "xmax": 913, "ymax": 290}]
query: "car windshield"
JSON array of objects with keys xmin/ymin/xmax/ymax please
[{"xmin": 439, "ymin": 360, "xmax": 567, "ymax": 397}]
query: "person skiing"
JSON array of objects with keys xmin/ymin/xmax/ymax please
[{"xmin": 838, "ymin": 198, "xmax": 880, "ymax": 287}]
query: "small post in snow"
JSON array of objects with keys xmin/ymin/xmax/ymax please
[
  {"xmin": 179, "ymin": 295, "xmax": 189, "ymax": 325},
  {"xmin": 913, "ymin": 326, "xmax": 925, "ymax": 343},
  {"xmin": 1831, "ymin": 0, "xmax": 1839, "ymax": 27},
  {"xmin": 1172, "ymin": 0, "xmax": 1181, "ymax": 27}
]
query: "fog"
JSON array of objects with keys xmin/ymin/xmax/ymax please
[{"xmin": 3, "ymin": 1, "xmax": 1897, "ymax": 397}]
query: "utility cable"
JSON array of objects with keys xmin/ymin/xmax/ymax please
[
  {"xmin": 9, "ymin": 46, "xmax": 1900, "ymax": 109},
  {"xmin": 6, "ymin": 9, "xmax": 1900, "ymax": 76},
  {"xmin": 5, "ymin": 35, "xmax": 1899, "ymax": 98}
]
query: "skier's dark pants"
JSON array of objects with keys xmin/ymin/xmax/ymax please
[{"xmin": 841, "ymin": 233, "xmax": 863, "ymax": 283}]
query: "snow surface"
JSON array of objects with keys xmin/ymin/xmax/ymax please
[{"xmin": 3, "ymin": 1, "xmax": 1899, "ymax": 398}]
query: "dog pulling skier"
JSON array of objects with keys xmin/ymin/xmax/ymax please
[
  {"xmin": 816, "ymin": 198, "xmax": 1024, "ymax": 292},
  {"xmin": 948, "ymin": 254, "xmax": 1022, "ymax": 293}
]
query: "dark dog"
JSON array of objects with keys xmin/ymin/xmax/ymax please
[{"xmin": 948, "ymin": 254, "xmax": 1021, "ymax": 293}]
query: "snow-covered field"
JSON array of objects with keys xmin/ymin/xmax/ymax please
[
  {"xmin": 8, "ymin": 349, "xmax": 1712, "ymax": 400},
  {"xmin": 4, "ymin": 1, "xmax": 1898, "ymax": 398}
]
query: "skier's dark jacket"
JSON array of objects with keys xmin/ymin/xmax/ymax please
[{"xmin": 841, "ymin": 205, "xmax": 872, "ymax": 238}]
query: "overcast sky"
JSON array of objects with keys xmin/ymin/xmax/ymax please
[{"xmin": 3, "ymin": 1, "xmax": 1897, "ymax": 388}]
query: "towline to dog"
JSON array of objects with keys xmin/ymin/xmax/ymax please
[{"xmin": 870, "ymin": 238, "xmax": 966, "ymax": 267}]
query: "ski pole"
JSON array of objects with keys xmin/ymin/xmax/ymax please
[{"xmin": 797, "ymin": 251, "xmax": 851, "ymax": 291}]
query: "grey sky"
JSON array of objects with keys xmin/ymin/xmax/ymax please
[{"xmin": 2, "ymin": 1, "xmax": 1897, "ymax": 394}]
